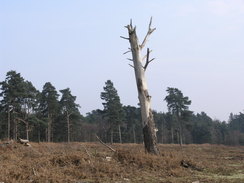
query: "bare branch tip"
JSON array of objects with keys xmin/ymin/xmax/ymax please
[
  {"xmin": 120, "ymin": 36, "xmax": 129, "ymax": 40},
  {"xmin": 149, "ymin": 17, "xmax": 153, "ymax": 28},
  {"xmin": 123, "ymin": 50, "xmax": 131, "ymax": 55},
  {"xmin": 128, "ymin": 64, "xmax": 134, "ymax": 68}
]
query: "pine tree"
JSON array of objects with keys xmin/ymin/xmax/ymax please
[
  {"xmin": 100, "ymin": 80, "xmax": 125, "ymax": 143},
  {"xmin": 59, "ymin": 88, "xmax": 80, "ymax": 142},
  {"xmin": 39, "ymin": 82, "xmax": 59, "ymax": 142},
  {"xmin": 0, "ymin": 71, "xmax": 26, "ymax": 140},
  {"xmin": 164, "ymin": 87, "xmax": 192, "ymax": 145}
]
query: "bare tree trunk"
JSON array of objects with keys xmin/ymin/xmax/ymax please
[
  {"xmin": 67, "ymin": 112, "xmax": 70, "ymax": 143},
  {"xmin": 161, "ymin": 122, "xmax": 164, "ymax": 144},
  {"xmin": 132, "ymin": 125, "xmax": 136, "ymax": 143},
  {"xmin": 171, "ymin": 128, "xmax": 174, "ymax": 144},
  {"xmin": 118, "ymin": 125, "xmax": 122, "ymax": 143},
  {"xmin": 45, "ymin": 128, "xmax": 48, "ymax": 142},
  {"xmin": 47, "ymin": 113, "xmax": 51, "ymax": 142},
  {"xmin": 16, "ymin": 118, "xmax": 29, "ymax": 140},
  {"xmin": 178, "ymin": 117, "xmax": 183, "ymax": 146},
  {"xmin": 38, "ymin": 128, "xmax": 40, "ymax": 143},
  {"xmin": 110, "ymin": 128, "xmax": 113, "ymax": 144},
  {"xmin": 7, "ymin": 106, "xmax": 10, "ymax": 140},
  {"xmin": 122, "ymin": 18, "xmax": 159, "ymax": 155},
  {"xmin": 26, "ymin": 122, "xmax": 29, "ymax": 140},
  {"xmin": 177, "ymin": 130, "xmax": 180, "ymax": 144},
  {"xmin": 14, "ymin": 118, "xmax": 17, "ymax": 141}
]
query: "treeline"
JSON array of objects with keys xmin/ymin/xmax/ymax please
[{"xmin": 0, "ymin": 71, "xmax": 244, "ymax": 145}]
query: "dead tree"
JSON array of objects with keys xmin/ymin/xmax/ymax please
[{"xmin": 121, "ymin": 18, "xmax": 160, "ymax": 155}]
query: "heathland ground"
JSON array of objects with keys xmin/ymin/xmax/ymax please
[{"xmin": 0, "ymin": 142, "xmax": 243, "ymax": 183}]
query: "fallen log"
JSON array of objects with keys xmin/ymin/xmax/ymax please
[{"xmin": 18, "ymin": 138, "xmax": 31, "ymax": 147}]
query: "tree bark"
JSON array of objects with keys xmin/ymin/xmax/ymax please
[
  {"xmin": 26, "ymin": 122, "xmax": 29, "ymax": 140},
  {"xmin": 161, "ymin": 122, "xmax": 164, "ymax": 144},
  {"xmin": 38, "ymin": 128, "xmax": 40, "ymax": 143},
  {"xmin": 118, "ymin": 125, "xmax": 122, "ymax": 143},
  {"xmin": 171, "ymin": 128, "xmax": 174, "ymax": 144},
  {"xmin": 7, "ymin": 106, "xmax": 10, "ymax": 140},
  {"xmin": 16, "ymin": 118, "xmax": 29, "ymax": 140},
  {"xmin": 124, "ymin": 19, "xmax": 160, "ymax": 155},
  {"xmin": 110, "ymin": 128, "xmax": 113, "ymax": 144},
  {"xmin": 13, "ymin": 117, "xmax": 17, "ymax": 141},
  {"xmin": 47, "ymin": 113, "xmax": 52, "ymax": 142},
  {"xmin": 177, "ymin": 115, "xmax": 183, "ymax": 146},
  {"xmin": 132, "ymin": 124, "xmax": 136, "ymax": 143},
  {"xmin": 67, "ymin": 112, "xmax": 70, "ymax": 143}
]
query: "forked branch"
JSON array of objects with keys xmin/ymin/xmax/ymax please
[
  {"xmin": 140, "ymin": 17, "xmax": 156, "ymax": 50},
  {"xmin": 144, "ymin": 48, "xmax": 155, "ymax": 71},
  {"xmin": 142, "ymin": 49, "xmax": 152, "ymax": 61}
]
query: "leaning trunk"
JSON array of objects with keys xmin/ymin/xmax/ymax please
[{"xmin": 126, "ymin": 20, "xmax": 160, "ymax": 155}]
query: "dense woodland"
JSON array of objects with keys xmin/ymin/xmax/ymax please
[{"xmin": 0, "ymin": 70, "xmax": 244, "ymax": 145}]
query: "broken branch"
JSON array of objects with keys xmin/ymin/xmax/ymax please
[
  {"xmin": 123, "ymin": 50, "xmax": 131, "ymax": 55},
  {"xmin": 142, "ymin": 50, "xmax": 152, "ymax": 61},
  {"xmin": 140, "ymin": 17, "xmax": 156, "ymax": 49},
  {"xmin": 81, "ymin": 144, "xmax": 91, "ymax": 157},
  {"xmin": 95, "ymin": 134, "xmax": 116, "ymax": 152},
  {"xmin": 32, "ymin": 168, "xmax": 37, "ymax": 176},
  {"xmin": 18, "ymin": 138, "xmax": 29, "ymax": 144},
  {"xmin": 129, "ymin": 64, "xmax": 135, "ymax": 68},
  {"xmin": 120, "ymin": 36, "xmax": 129, "ymax": 40},
  {"xmin": 143, "ymin": 48, "xmax": 155, "ymax": 71},
  {"xmin": 16, "ymin": 118, "xmax": 28, "ymax": 125}
]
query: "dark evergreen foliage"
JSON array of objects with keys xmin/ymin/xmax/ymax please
[{"xmin": 0, "ymin": 70, "xmax": 244, "ymax": 145}]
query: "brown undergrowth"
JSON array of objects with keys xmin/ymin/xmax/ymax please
[{"xmin": 0, "ymin": 142, "xmax": 243, "ymax": 183}]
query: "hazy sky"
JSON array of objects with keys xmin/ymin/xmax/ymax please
[{"xmin": 1, "ymin": 0, "xmax": 244, "ymax": 121}]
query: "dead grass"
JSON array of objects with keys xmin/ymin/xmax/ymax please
[{"xmin": 0, "ymin": 141, "xmax": 243, "ymax": 183}]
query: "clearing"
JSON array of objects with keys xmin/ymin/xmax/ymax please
[{"xmin": 0, "ymin": 142, "xmax": 243, "ymax": 183}]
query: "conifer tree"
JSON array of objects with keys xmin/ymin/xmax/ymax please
[
  {"xmin": 100, "ymin": 80, "xmax": 125, "ymax": 143},
  {"xmin": 59, "ymin": 88, "xmax": 80, "ymax": 142},
  {"xmin": 164, "ymin": 87, "xmax": 192, "ymax": 145},
  {"xmin": 0, "ymin": 71, "xmax": 26, "ymax": 140},
  {"xmin": 39, "ymin": 82, "xmax": 59, "ymax": 142}
]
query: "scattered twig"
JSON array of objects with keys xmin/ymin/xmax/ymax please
[
  {"xmin": 95, "ymin": 134, "xmax": 116, "ymax": 152},
  {"xmin": 32, "ymin": 168, "xmax": 37, "ymax": 176},
  {"xmin": 81, "ymin": 144, "xmax": 91, "ymax": 158}
]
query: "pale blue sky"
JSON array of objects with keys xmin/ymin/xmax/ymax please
[{"xmin": 1, "ymin": 0, "xmax": 244, "ymax": 121}]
